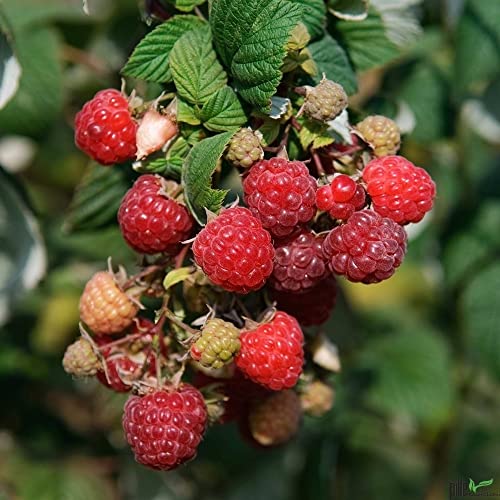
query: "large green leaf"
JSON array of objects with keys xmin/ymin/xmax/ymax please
[
  {"xmin": 289, "ymin": 0, "xmax": 326, "ymax": 40},
  {"xmin": 121, "ymin": 15, "xmax": 205, "ymax": 82},
  {"xmin": 0, "ymin": 26, "xmax": 62, "ymax": 136},
  {"xmin": 335, "ymin": 9, "xmax": 399, "ymax": 71},
  {"xmin": 359, "ymin": 328, "xmax": 454, "ymax": 424},
  {"xmin": 182, "ymin": 132, "xmax": 234, "ymax": 224},
  {"xmin": 308, "ymin": 33, "xmax": 357, "ymax": 95},
  {"xmin": 200, "ymin": 86, "xmax": 247, "ymax": 132},
  {"xmin": 210, "ymin": 0, "xmax": 302, "ymax": 109},
  {"xmin": 169, "ymin": 25, "xmax": 227, "ymax": 105}
]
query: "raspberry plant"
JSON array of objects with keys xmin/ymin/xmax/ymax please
[{"xmin": 60, "ymin": 0, "xmax": 440, "ymax": 471}]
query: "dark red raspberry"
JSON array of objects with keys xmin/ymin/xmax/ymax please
[
  {"xmin": 323, "ymin": 209, "xmax": 407, "ymax": 284},
  {"xmin": 97, "ymin": 354, "xmax": 140, "ymax": 393},
  {"xmin": 123, "ymin": 385, "xmax": 207, "ymax": 470},
  {"xmin": 243, "ymin": 158, "xmax": 317, "ymax": 238},
  {"xmin": 235, "ymin": 311, "xmax": 304, "ymax": 390},
  {"xmin": 118, "ymin": 175, "xmax": 193, "ymax": 254},
  {"xmin": 362, "ymin": 155, "xmax": 436, "ymax": 224},
  {"xmin": 75, "ymin": 89, "xmax": 137, "ymax": 165},
  {"xmin": 269, "ymin": 230, "xmax": 329, "ymax": 293},
  {"xmin": 316, "ymin": 175, "xmax": 366, "ymax": 220},
  {"xmin": 270, "ymin": 277, "xmax": 337, "ymax": 326},
  {"xmin": 192, "ymin": 207, "xmax": 274, "ymax": 294}
]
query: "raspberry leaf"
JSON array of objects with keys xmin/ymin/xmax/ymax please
[
  {"xmin": 200, "ymin": 86, "xmax": 247, "ymax": 132},
  {"xmin": 170, "ymin": 25, "xmax": 227, "ymax": 105},
  {"xmin": 121, "ymin": 15, "xmax": 205, "ymax": 83},
  {"xmin": 177, "ymin": 98, "xmax": 201, "ymax": 126},
  {"xmin": 182, "ymin": 131, "xmax": 234, "ymax": 224},
  {"xmin": 210, "ymin": 0, "xmax": 302, "ymax": 110},
  {"xmin": 298, "ymin": 119, "xmax": 333, "ymax": 150},
  {"xmin": 163, "ymin": 267, "xmax": 193, "ymax": 290},
  {"xmin": 174, "ymin": 0, "xmax": 206, "ymax": 12},
  {"xmin": 289, "ymin": 0, "xmax": 326, "ymax": 40},
  {"xmin": 328, "ymin": 0, "xmax": 369, "ymax": 21},
  {"xmin": 308, "ymin": 34, "xmax": 357, "ymax": 95}
]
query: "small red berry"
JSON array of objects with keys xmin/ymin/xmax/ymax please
[
  {"xmin": 322, "ymin": 209, "xmax": 407, "ymax": 284},
  {"xmin": 123, "ymin": 385, "xmax": 207, "ymax": 470},
  {"xmin": 75, "ymin": 89, "xmax": 137, "ymax": 165},
  {"xmin": 316, "ymin": 175, "xmax": 366, "ymax": 220},
  {"xmin": 118, "ymin": 175, "xmax": 193, "ymax": 255},
  {"xmin": 270, "ymin": 230, "xmax": 329, "ymax": 293},
  {"xmin": 192, "ymin": 207, "xmax": 275, "ymax": 294},
  {"xmin": 243, "ymin": 158, "xmax": 317, "ymax": 238},
  {"xmin": 362, "ymin": 155, "xmax": 436, "ymax": 224},
  {"xmin": 235, "ymin": 311, "xmax": 304, "ymax": 391}
]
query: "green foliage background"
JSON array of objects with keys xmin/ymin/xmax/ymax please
[{"xmin": 1, "ymin": 0, "xmax": 500, "ymax": 499}]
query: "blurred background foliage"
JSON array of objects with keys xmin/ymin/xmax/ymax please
[{"xmin": 1, "ymin": 0, "xmax": 500, "ymax": 499}]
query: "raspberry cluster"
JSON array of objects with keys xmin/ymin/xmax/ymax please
[{"xmin": 66, "ymin": 76, "xmax": 436, "ymax": 471}]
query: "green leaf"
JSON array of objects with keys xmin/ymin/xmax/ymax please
[
  {"xmin": 0, "ymin": 26, "xmax": 62, "ymax": 136},
  {"xmin": 289, "ymin": 0, "xmax": 326, "ymax": 40},
  {"xmin": 64, "ymin": 164, "xmax": 129, "ymax": 232},
  {"xmin": 360, "ymin": 328, "xmax": 454, "ymax": 424},
  {"xmin": 163, "ymin": 267, "xmax": 193, "ymax": 290},
  {"xmin": 258, "ymin": 118, "xmax": 281, "ymax": 146},
  {"xmin": 177, "ymin": 98, "xmax": 201, "ymax": 125},
  {"xmin": 182, "ymin": 132, "xmax": 234, "ymax": 224},
  {"xmin": 328, "ymin": 0, "xmax": 369, "ymax": 21},
  {"xmin": 122, "ymin": 15, "xmax": 205, "ymax": 83},
  {"xmin": 335, "ymin": 9, "xmax": 399, "ymax": 71},
  {"xmin": 174, "ymin": 0, "xmax": 206, "ymax": 12},
  {"xmin": 200, "ymin": 86, "xmax": 247, "ymax": 132},
  {"xmin": 298, "ymin": 119, "xmax": 333, "ymax": 149},
  {"xmin": 210, "ymin": 0, "xmax": 302, "ymax": 109},
  {"xmin": 133, "ymin": 157, "xmax": 183, "ymax": 179},
  {"xmin": 308, "ymin": 33, "xmax": 357, "ymax": 95},
  {"xmin": 462, "ymin": 262, "xmax": 500, "ymax": 380},
  {"xmin": 455, "ymin": 0, "xmax": 500, "ymax": 92},
  {"xmin": 0, "ymin": 27, "xmax": 22, "ymax": 109},
  {"xmin": 170, "ymin": 25, "xmax": 227, "ymax": 105}
]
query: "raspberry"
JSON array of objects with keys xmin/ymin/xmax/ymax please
[
  {"xmin": 235, "ymin": 311, "xmax": 304, "ymax": 390},
  {"xmin": 62, "ymin": 338, "xmax": 101, "ymax": 377},
  {"xmin": 225, "ymin": 128, "xmax": 264, "ymax": 168},
  {"xmin": 74, "ymin": 89, "xmax": 137, "ymax": 165},
  {"xmin": 270, "ymin": 277, "xmax": 337, "ymax": 326},
  {"xmin": 190, "ymin": 318, "xmax": 241, "ymax": 369},
  {"xmin": 322, "ymin": 209, "xmax": 407, "ymax": 284},
  {"xmin": 192, "ymin": 207, "xmax": 274, "ymax": 294},
  {"xmin": 123, "ymin": 385, "xmax": 207, "ymax": 470},
  {"xmin": 248, "ymin": 390, "xmax": 302, "ymax": 446},
  {"xmin": 303, "ymin": 79, "xmax": 348, "ymax": 122},
  {"xmin": 316, "ymin": 175, "xmax": 366, "ymax": 220},
  {"xmin": 118, "ymin": 175, "xmax": 193, "ymax": 254},
  {"xmin": 356, "ymin": 115, "xmax": 400, "ymax": 157},
  {"xmin": 269, "ymin": 230, "xmax": 329, "ymax": 293},
  {"xmin": 300, "ymin": 380, "xmax": 335, "ymax": 417},
  {"xmin": 243, "ymin": 158, "xmax": 317, "ymax": 238},
  {"xmin": 362, "ymin": 155, "xmax": 436, "ymax": 225},
  {"xmin": 79, "ymin": 271, "xmax": 139, "ymax": 335}
]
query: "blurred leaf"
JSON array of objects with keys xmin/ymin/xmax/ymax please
[
  {"xmin": 328, "ymin": 0, "xmax": 369, "ymax": 21},
  {"xmin": 335, "ymin": 9, "xmax": 399, "ymax": 71},
  {"xmin": 308, "ymin": 33, "xmax": 357, "ymax": 94},
  {"xmin": 182, "ymin": 132, "xmax": 234, "ymax": 224},
  {"xmin": 0, "ymin": 167, "xmax": 46, "ymax": 327},
  {"xmin": 0, "ymin": 28, "xmax": 21, "ymax": 109},
  {"xmin": 200, "ymin": 86, "xmax": 247, "ymax": 132},
  {"xmin": 289, "ymin": 0, "xmax": 326, "ymax": 40},
  {"xmin": 359, "ymin": 328, "xmax": 454, "ymax": 424},
  {"xmin": 0, "ymin": 26, "xmax": 62, "ymax": 136},
  {"xmin": 175, "ymin": 0, "xmax": 206, "ymax": 12},
  {"xmin": 462, "ymin": 262, "xmax": 500, "ymax": 380},
  {"xmin": 64, "ymin": 164, "xmax": 129, "ymax": 232},
  {"xmin": 122, "ymin": 15, "xmax": 205, "ymax": 83}
]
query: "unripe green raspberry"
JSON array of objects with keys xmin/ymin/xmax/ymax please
[
  {"xmin": 190, "ymin": 318, "xmax": 241, "ymax": 369},
  {"xmin": 63, "ymin": 338, "xmax": 101, "ymax": 377},
  {"xmin": 356, "ymin": 115, "xmax": 401, "ymax": 157},
  {"xmin": 225, "ymin": 128, "xmax": 264, "ymax": 169},
  {"xmin": 248, "ymin": 390, "xmax": 302, "ymax": 446},
  {"xmin": 303, "ymin": 78, "xmax": 348, "ymax": 122}
]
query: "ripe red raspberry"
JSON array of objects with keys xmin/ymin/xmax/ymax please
[
  {"xmin": 243, "ymin": 158, "xmax": 317, "ymax": 238},
  {"xmin": 123, "ymin": 385, "xmax": 207, "ymax": 470},
  {"xmin": 80, "ymin": 271, "xmax": 138, "ymax": 335},
  {"xmin": 269, "ymin": 230, "xmax": 329, "ymax": 293},
  {"xmin": 316, "ymin": 175, "xmax": 366, "ymax": 220},
  {"xmin": 235, "ymin": 311, "xmax": 304, "ymax": 390},
  {"xmin": 322, "ymin": 209, "xmax": 407, "ymax": 284},
  {"xmin": 192, "ymin": 207, "xmax": 274, "ymax": 294},
  {"xmin": 74, "ymin": 89, "xmax": 137, "ymax": 165},
  {"xmin": 362, "ymin": 155, "xmax": 436, "ymax": 224},
  {"xmin": 270, "ymin": 277, "xmax": 337, "ymax": 326},
  {"xmin": 118, "ymin": 175, "xmax": 193, "ymax": 254}
]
